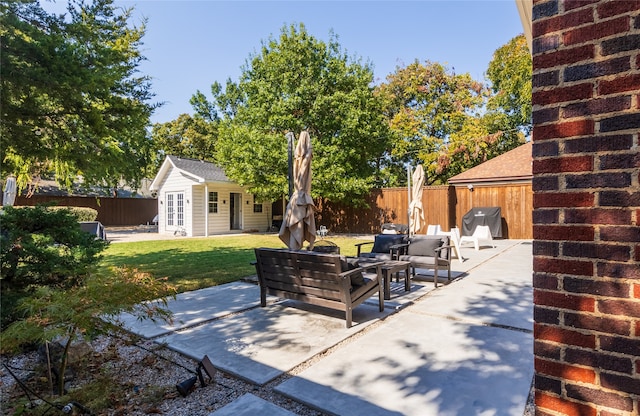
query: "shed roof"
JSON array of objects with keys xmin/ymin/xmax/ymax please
[
  {"xmin": 149, "ymin": 155, "xmax": 231, "ymax": 190},
  {"xmin": 448, "ymin": 141, "xmax": 532, "ymax": 185}
]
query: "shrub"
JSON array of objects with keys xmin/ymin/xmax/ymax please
[
  {"xmin": 0, "ymin": 206, "xmax": 108, "ymax": 328},
  {"xmin": 49, "ymin": 206, "xmax": 98, "ymax": 222}
]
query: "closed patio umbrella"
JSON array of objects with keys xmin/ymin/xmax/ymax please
[
  {"xmin": 279, "ymin": 131, "xmax": 316, "ymax": 250},
  {"xmin": 409, "ymin": 164, "xmax": 425, "ymax": 235},
  {"xmin": 3, "ymin": 176, "xmax": 17, "ymax": 206}
]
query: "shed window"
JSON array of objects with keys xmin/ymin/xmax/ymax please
[
  {"xmin": 253, "ymin": 195, "xmax": 263, "ymax": 213},
  {"xmin": 208, "ymin": 192, "xmax": 218, "ymax": 213}
]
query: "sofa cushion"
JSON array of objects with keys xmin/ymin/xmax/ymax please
[
  {"xmin": 340, "ymin": 256, "xmax": 365, "ymax": 287},
  {"xmin": 371, "ymin": 234, "xmax": 405, "ymax": 254},
  {"xmin": 408, "ymin": 237, "xmax": 443, "ymax": 257}
]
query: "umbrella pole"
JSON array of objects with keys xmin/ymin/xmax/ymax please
[
  {"xmin": 407, "ymin": 165, "xmax": 412, "ymax": 237},
  {"xmin": 286, "ymin": 132, "xmax": 295, "ymax": 199}
]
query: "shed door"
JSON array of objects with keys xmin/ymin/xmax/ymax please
[
  {"xmin": 166, "ymin": 192, "xmax": 184, "ymax": 230},
  {"xmin": 230, "ymin": 192, "xmax": 241, "ymax": 230}
]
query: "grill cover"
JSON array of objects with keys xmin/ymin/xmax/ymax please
[{"xmin": 461, "ymin": 207, "xmax": 502, "ymax": 238}]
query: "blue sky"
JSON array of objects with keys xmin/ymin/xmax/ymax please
[{"xmin": 46, "ymin": 1, "xmax": 524, "ymax": 124}]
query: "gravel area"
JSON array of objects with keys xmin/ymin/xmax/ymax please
[
  {"xmin": 2, "ymin": 330, "xmax": 536, "ymax": 416},
  {"xmin": 1, "ymin": 334, "xmax": 329, "ymax": 415}
]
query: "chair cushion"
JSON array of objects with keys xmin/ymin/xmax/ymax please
[
  {"xmin": 407, "ymin": 237, "xmax": 443, "ymax": 257},
  {"xmin": 371, "ymin": 234, "xmax": 405, "ymax": 254}
]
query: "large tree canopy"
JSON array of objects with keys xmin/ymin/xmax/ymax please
[
  {"xmin": 376, "ymin": 34, "xmax": 531, "ymax": 185},
  {"xmin": 375, "ymin": 61, "xmax": 487, "ymax": 184},
  {"xmin": 195, "ymin": 24, "xmax": 390, "ymax": 204},
  {"xmin": 485, "ymin": 34, "xmax": 532, "ymax": 135},
  {"xmin": 1, "ymin": 0, "xmax": 156, "ymax": 192}
]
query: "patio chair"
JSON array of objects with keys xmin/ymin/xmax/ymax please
[
  {"xmin": 425, "ymin": 224, "xmax": 442, "ymax": 235},
  {"xmin": 459, "ymin": 225, "xmax": 495, "ymax": 251},
  {"xmin": 399, "ymin": 235, "xmax": 452, "ymax": 287},
  {"xmin": 355, "ymin": 233, "xmax": 407, "ymax": 261}
]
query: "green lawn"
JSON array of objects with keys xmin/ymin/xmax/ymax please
[{"xmin": 101, "ymin": 234, "xmax": 369, "ymax": 293}]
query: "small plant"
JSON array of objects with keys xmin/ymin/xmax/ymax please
[{"xmin": 1, "ymin": 266, "xmax": 176, "ymax": 398}]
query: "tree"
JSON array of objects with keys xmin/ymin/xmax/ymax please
[
  {"xmin": 151, "ymin": 114, "xmax": 218, "ymax": 168},
  {"xmin": 485, "ymin": 34, "xmax": 532, "ymax": 136},
  {"xmin": 440, "ymin": 34, "xmax": 532, "ymax": 178},
  {"xmin": 196, "ymin": 24, "xmax": 390, "ymax": 204},
  {"xmin": 0, "ymin": 0, "xmax": 157, "ymax": 193},
  {"xmin": 375, "ymin": 61, "xmax": 486, "ymax": 185}
]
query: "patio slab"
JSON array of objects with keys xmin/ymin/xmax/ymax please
[
  {"xmin": 156, "ymin": 299, "xmax": 391, "ymax": 385},
  {"xmin": 115, "ymin": 282, "xmax": 267, "ymax": 338},
  {"xmin": 208, "ymin": 393, "xmax": 296, "ymax": 416},
  {"xmin": 411, "ymin": 242, "xmax": 533, "ymax": 331},
  {"xmin": 276, "ymin": 313, "xmax": 533, "ymax": 416}
]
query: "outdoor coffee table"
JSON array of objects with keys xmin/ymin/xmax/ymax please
[{"xmin": 357, "ymin": 259, "xmax": 411, "ymax": 300}]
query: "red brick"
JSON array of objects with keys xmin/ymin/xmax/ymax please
[
  {"xmin": 599, "ymin": 152, "xmax": 640, "ymax": 169},
  {"xmin": 535, "ymin": 391, "xmax": 597, "ymax": 416},
  {"xmin": 535, "ymin": 305, "xmax": 561, "ymax": 325},
  {"xmin": 535, "ymin": 374, "xmax": 562, "ymax": 393},
  {"xmin": 535, "ymin": 339, "xmax": 562, "ymax": 360},
  {"xmin": 566, "ymin": 383, "xmax": 634, "ymax": 412},
  {"xmin": 536, "ymin": 357, "xmax": 597, "ymax": 383},
  {"xmin": 564, "ymin": 16, "xmax": 630, "ymax": 46},
  {"xmin": 600, "ymin": 226, "xmax": 640, "ymax": 242},
  {"xmin": 535, "ymin": 323, "xmax": 596, "ymax": 348},
  {"xmin": 599, "ymin": 299, "xmax": 640, "ymax": 319},
  {"xmin": 533, "ymin": 155, "xmax": 594, "ymax": 173},
  {"xmin": 564, "ymin": 277, "xmax": 630, "ymax": 298},
  {"xmin": 599, "ymin": 190, "xmax": 640, "ymax": 207},
  {"xmin": 562, "ymin": 96, "xmax": 631, "ymax": 118},
  {"xmin": 534, "ymin": 119, "xmax": 595, "ymax": 140},
  {"xmin": 597, "ymin": 262, "xmax": 640, "ymax": 279},
  {"xmin": 597, "ymin": 1, "xmax": 640, "ymax": 19},
  {"xmin": 533, "ymin": 8, "xmax": 594, "ymax": 37},
  {"xmin": 565, "ymin": 312, "xmax": 631, "ymax": 335},
  {"xmin": 534, "ymin": 45, "xmax": 595, "ymax": 69},
  {"xmin": 534, "ymin": 272, "xmax": 561, "ymax": 290},
  {"xmin": 563, "ymin": 242, "xmax": 630, "ymax": 261},
  {"xmin": 634, "ymin": 284, "xmax": 640, "ymax": 299},
  {"xmin": 565, "ymin": 347, "xmax": 633, "ymax": 374},
  {"xmin": 534, "ymin": 289, "xmax": 596, "ymax": 311},
  {"xmin": 599, "ymin": 73, "xmax": 640, "ymax": 95},
  {"xmin": 565, "ymin": 0, "xmax": 599, "ymax": 12},
  {"xmin": 534, "ymin": 224, "xmax": 594, "ymax": 240},
  {"xmin": 533, "ymin": 84, "xmax": 594, "ymax": 106},
  {"xmin": 565, "ymin": 172, "xmax": 631, "ymax": 190},
  {"xmin": 600, "ymin": 334, "xmax": 640, "ymax": 355},
  {"xmin": 635, "ymin": 321, "xmax": 640, "ymax": 337},
  {"xmin": 601, "ymin": 372, "xmax": 640, "ymax": 395},
  {"xmin": 565, "ymin": 208, "xmax": 631, "ymax": 225}
]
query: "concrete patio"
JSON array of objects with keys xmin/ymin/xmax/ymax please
[{"xmin": 118, "ymin": 238, "xmax": 534, "ymax": 415}]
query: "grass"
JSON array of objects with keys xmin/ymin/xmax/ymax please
[{"xmin": 101, "ymin": 234, "xmax": 370, "ymax": 293}]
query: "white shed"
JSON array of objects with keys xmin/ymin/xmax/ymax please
[{"xmin": 149, "ymin": 155, "xmax": 271, "ymax": 236}]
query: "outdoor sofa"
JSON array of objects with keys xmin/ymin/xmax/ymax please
[{"xmin": 253, "ymin": 248, "xmax": 384, "ymax": 328}]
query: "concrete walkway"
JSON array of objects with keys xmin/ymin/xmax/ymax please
[{"xmin": 120, "ymin": 239, "xmax": 533, "ymax": 415}]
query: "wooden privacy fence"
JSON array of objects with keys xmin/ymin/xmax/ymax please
[
  {"xmin": 10, "ymin": 183, "xmax": 533, "ymax": 238},
  {"xmin": 13, "ymin": 195, "xmax": 157, "ymax": 227},
  {"xmin": 316, "ymin": 183, "xmax": 533, "ymax": 239}
]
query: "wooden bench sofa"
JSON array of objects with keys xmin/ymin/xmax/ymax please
[{"xmin": 253, "ymin": 248, "xmax": 384, "ymax": 328}]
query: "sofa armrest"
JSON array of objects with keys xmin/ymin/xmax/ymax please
[
  {"xmin": 354, "ymin": 241, "xmax": 374, "ymax": 256},
  {"xmin": 434, "ymin": 244, "xmax": 453, "ymax": 261},
  {"xmin": 390, "ymin": 243, "xmax": 409, "ymax": 259}
]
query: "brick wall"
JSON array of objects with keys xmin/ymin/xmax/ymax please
[{"xmin": 532, "ymin": 0, "xmax": 640, "ymax": 415}]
